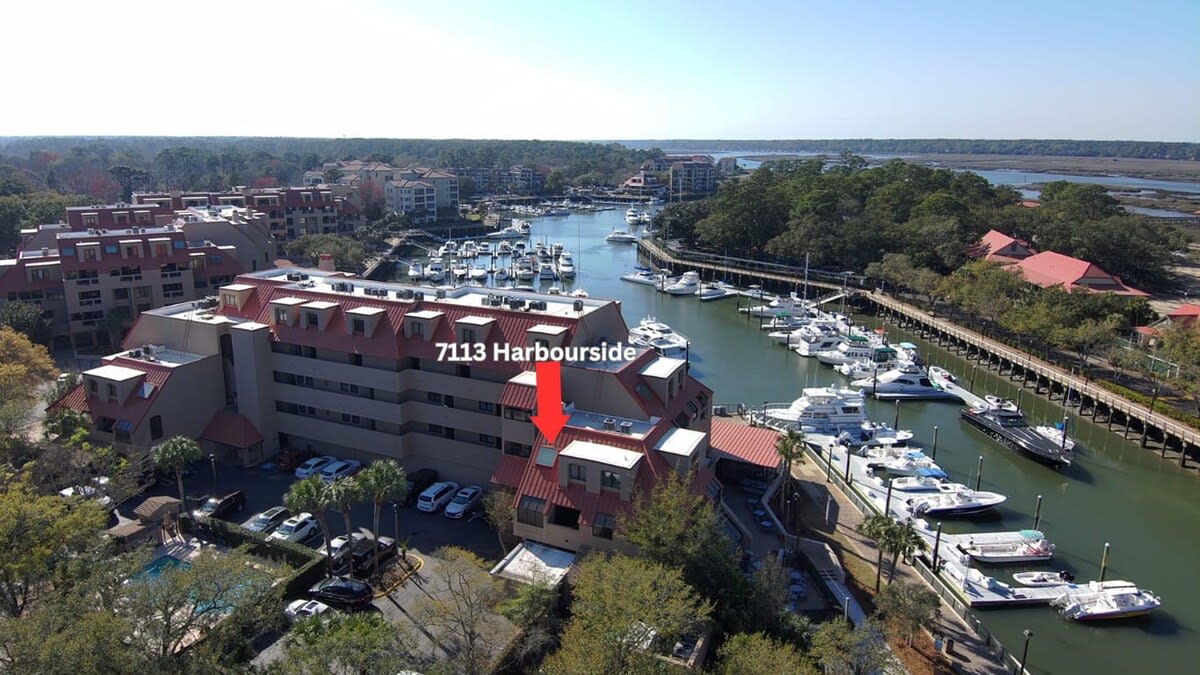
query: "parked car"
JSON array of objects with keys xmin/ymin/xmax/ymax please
[
  {"xmin": 417, "ymin": 481, "xmax": 460, "ymax": 513},
  {"xmin": 192, "ymin": 491, "xmax": 246, "ymax": 520},
  {"xmin": 276, "ymin": 449, "xmax": 317, "ymax": 472},
  {"xmin": 350, "ymin": 536, "xmax": 398, "ymax": 576},
  {"xmin": 443, "ymin": 485, "xmax": 484, "ymax": 519},
  {"xmin": 284, "ymin": 599, "xmax": 332, "ymax": 622},
  {"xmin": 319, "ymin": 459, "xmax": 363, "ymax": 483},
  {"xmin": 327, "ymin": 532, "xmax": 368, "ymax": 568},
  {"xmin": 245, "ymin": 506, "xmax": 291, "ymax": 534},
  {"xmin": 268, "ymin": 512, "xmax": 320, "ymax": 543},
  {"xmin": 295, "ymin": 455, "xmax": 338, "ymax": 479},
  {"xmin": 403, "ymin": 468, "xmax": 439, "ymax": 506},
  {"xmin": 308, "ymin": 576, "xmax": 374, "ymax": 610}
]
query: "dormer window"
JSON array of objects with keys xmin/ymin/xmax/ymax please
[
  {"xmin": 274, "ymin": 308, "xmax": 290, "ymax": 324},
  {"xmin": 88, "ymin": 379, "xmax": 98, "ymax": 395},
  {"xmin": 410, "ymin": 322, "xmax": 424, "ymax": 338},
  {"xmin": 221, "ymin": 293, "xmax": 238, "ymax": 307},
  {"xmin": 601, "ymin": 470, "xmax": 621, "ymax": 490},
  {"xmin": 352, "ymin": 318, "xmax": 366, "ymax": 335},
  {"xmin": 305, "ymin": 311, "xmax": 319, "ymax": 328}
]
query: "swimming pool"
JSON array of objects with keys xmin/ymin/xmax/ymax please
[{"xmin": 135, "ymin": 555, "xmax": 191, "ymax": 582}]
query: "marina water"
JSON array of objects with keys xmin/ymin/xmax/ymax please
[{"xmin": 399, "ymin": 207, "xmax": 1199, "ymax": 675}]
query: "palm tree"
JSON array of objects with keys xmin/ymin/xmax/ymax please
[
  {"xmin": 152, "ymin": 436, "xmax": 202, "ymax": 511},
  {"xmin": 285, "ymin": 476, "xmax": 335, "ymax": 570},
  {"xmin": 326, "ymin": 476, "xmax": 361, "ymax": 538},
  {"xmin": 857, "ymin": 513, "xmax": 894, "ymax": 593},
  {"xmin": 357, "ymin": 460, "xmax": 407, "ymax": 575},
  {"xmin": 885, "ymin": 518, "xmax": 928, "ymax": 584},
  {"xmin": 775, "ymin": 429, "xmax": 805, "ymax": 526}
]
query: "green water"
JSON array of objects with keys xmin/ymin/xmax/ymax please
[{"xmin": 404, "ymin": 208, "xmax": 1199, "ymax": 675}]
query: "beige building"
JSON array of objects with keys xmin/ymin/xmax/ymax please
[{"xmin": 50, "ymin": 267, "xmax": 748, "ymax": 553}]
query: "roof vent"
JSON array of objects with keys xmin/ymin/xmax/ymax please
[
  {"xmin": 481, "ymin": 295, "xmax": 492, "ymax": 306},
  {"xmin": 602, "ymin": 418, "xmax": 616, "ymax": 431},
  {"xmin": 619, "ymin": 421, "xmax": 633, "ymax": 434}
]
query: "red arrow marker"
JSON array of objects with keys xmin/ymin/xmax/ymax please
[{"xmin": 531, "ymin": 361, "xmax": 569, "ymax": 444}]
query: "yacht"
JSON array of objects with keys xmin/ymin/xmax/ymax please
[
  {"xmin": 815, "ymin": 335, "xmax": 883, "ymax": 366},
  {"xmin": 545, "ymin": 208, "xmax": 570, "ymax": 217},
  {"xmin": 905, "ymin": 487, "xmax": 1007, "ymax": 517},
  {"xmin": 960, "ymin": 530, "xmax": 1056, "ymax": 564},
  {"xmin": 1035, "ymin": 423, "xmax": 1075, "ymax": 451},
  {"xmin": 538, "ymin": 262, "xmax": 557, "ymax": 280},
  {"xmin": 451, "ymin": 262, "xmax": 469, "ymax": 280},
  {"xmin": 621, "ymin": 266, "xmax": 662, "ymax": 286},
  {"xmin": 1052, "ymin": 581, "xmax": 1161, "ymax": 621},
  {"xmin": 424, "ymin": 261, "xmax": 445, "ymax": 282},
  {"xmin": 628, "ymin": 316, "xmax": 689, "ymax": 359},
  {"xmin": 760, "ymin": 315, "xmax": 809, "ymax": 331},
  {"xmin": 851, "ymin": 366, "xmax": 957, "ymax": 400},
  {"xmin": 497, "ymin": 241, "xmax": 513, "ymax": 254},
  {"xmin": 755, "ymin": 388, "xmax": 912, "ymax": 446},
  {"xmin": 663, "ymin": 271, "xmax": 701, "ymax": 296},
  {"xmin": 461, "ymin": 241, "xmax": 478, "ymax": 258},
  {"xmin": 860, "ymin": 447, "xmax": 945, "ymax": 477},
  {"xmin": 514, "ymin": 258, "xmax": 535, "ymax": 281},
  {"xmin": 468, "ymin": 263, "xmax": 489, "ymax": 281},
  {"xmin": 890, "ymin": 473, "xmax": 964, "ymax": 492},
  {"xmin": 478, "ymin": 242, "xmax": 492, "ymax": 256},
  {"xmin": 551, "ymin": 242, "xmax": 565, "ymax": 257},
  {"xmin": 793, "ymin": 330, "xmax": 842, "ymax": 357},
  {"xmin": 625, "ymin": 207, "xmax": 642, "ymax": 224},
  {"xmin": 739, "ymin": 294, "xmax": 808, "ymax": 318},
  {"xmin": 407, "ymin": 261, "xmax": 423, "ymax": 281},
  {"xmin": 558, "ymin": 252, "xmax": 576, "ymax": 279},
  {"xmin": 494, "ymin": 266, "xmax": 509, "ymax": 282},
  {"xmin": 697, "ymin": 281, "xmax": 738, "ymax": 301},
  {"xmin": 961, "ymin": 406, "xmax": 1072, "ymax": 468},
  {"xmin": 485, "ymin": 224, "xmax": 526, "ymax": 239},
  {"xmin": 984, "ymin": 395, "xmax": 1019, "ymax": 412},
  {"xmin": 606, "ymin": 228, "xmax": 640, "ymax": 243},
  {"xmin": 637, "ymin": 211, "xmax": 653, "ymax": 225}
]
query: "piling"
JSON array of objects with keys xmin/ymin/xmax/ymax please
[
  {"xmin": 1099, "ymin": 542, "xmax": 1111, "ymax": 581},
  {"xmin": 931, "ymin": 425, "xmax": 939, "ymax": 460},
  {"xmin": 1033, "ymin": 495, "xmax": 1043, "ymax": 530},
  {"xmin": 884, "ymin": 479, "xmax": 894, "ymax": 515},
  {"xmin": 931, "ymin": 522, "xmax": 944, "ymax": 572},
  {"xmin": 893, "ymin": 400, "xmax": 900, "ymax": 429},
  {"xmin": 975, "ymin": 455, "xmax": 984, "ymax": 491}
]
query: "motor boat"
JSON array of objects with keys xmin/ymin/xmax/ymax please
[
  {"xmin": 424, "ymin": 261, "xmax": 445, "ymax": 282},
  {"xmin": 905, "ymin": 487, "xmax": 1007, "ymax": 516},
  {"xmin": 558, "ymin": 252, "xmax": 576, "ymax": 279},
  {"xmin": 961, "ymin": 406, "xmax": 1072, "ymax": 468},
  {"xmin": 851, "ymin": 366, "xmax": 958, "ymax": 400},
  {"xmin": 550, "ymin": 242, "xmax": 564, "ymax": 257},
  {"xmin": 1052, "ymin": 581, "xmax": 1161, "ymax": 621},
  {"xmin": 621, "ymin": 266, "xmax": 661, "ymax": 285},
  {"xmin": 461, "ymin": 241, "xmax": 478, "ymax": 258},
  {"xmin": 835, "ymin": 347, "xmax": 904, "ymax": 376},
  {"xmin": 451, "ymin": 262, "xmax": 469, "ymax": 279},
  {"xmin": 1013, "ymin": 570, "xmax": 1076, "ymax": 587},
  {"xmin": 739, "ymin": 294, "xmax": 808, "ymax": 317},
  {"xmin": 468, "ymin": 263, "xmax": 489, "ymax": 281},
  {"xmin": 625, "ymin": 207, "xmax": 642, "ymax": 224},
  {"xmin": 497, "ymin": 241, "xmax": 513, "ymax": 254},
  {"xmin": 478, "ymin": 242, "xmax": 492, "ymax": 256},
  {"xmin": 663, "ymin": 271, "xmax": 701, "ymax": 296},
  {"xmin": 928, "ymin": 366, "xmax": 957, "ymax": 387},
  {"xmin": 515, "ymin": 259, "xmax": 535, "ymax": 280},
  {"xmin": 606, "ymin": 229, "xmax": 640, "ymax": 243},
  {"xmin": 570, "ymin": 288, "xmax": 589, "ymax": 298},
  {"xmin": 494, "ymin": 266, "xmax": 509, "ymax": 281},
  {"xmin": 628, "ymin": 316, "xmax": 689, "ymax": 359},
  {"xmin": 697, "ymin": 281, "xmax": 738, "ymax": 301},
  {"xmin": 860, "ymin": 447, "xmax": 945, "ymax": 477},
  {"xmin": 486, "ymin": 224, "xmax": 525, "ymax": 239},
  {"xmin": 760, "ymin": 314, "xmax": 809, "ymax": 331},
  {"xmin": 407, "ymin": 261, "xmax": 423, "ymax": 281},
  {"xmin": 755, "ymin": 388, "xmax": 914, "ymax": 447},
  {"xmin": 984, "ymin": 395, "xmax": 1019, "ymax": 413},
  {"xmin": 890, "ymin": 472, "xmax": 962, "ymax": 492},
  {"xmin": 959, "ymin": 530, "xmax": 1055, "ymax": 564},
  {"xmin": 538, "ymin": 262, "xmax": 557, "ymax": 280},
  {"xmin": 793, "ymin": 330, "xmax": 842, "ymax": 357},
  {"xmin": 816, "ymin": 335, "xmax": 886, "ymax": 366},
  {"xmin": 1035, "ymin": 423, "xmax": 1076, "ymax": 451}
]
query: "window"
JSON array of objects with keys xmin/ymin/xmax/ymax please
[
  {"xmin": 429, "ymin": 424, "xmax": 444, "ymax": 436},
  {"xmin": 305, "ymin": 312, "xmax": 318, "ymax": 327},
  {"xmin": 221, "ymin": 293, "xmax": 238, "ymax": 307},
  {"xmin": 568, "ymin": 463, "xmax": 587, "ymax": 482},
  {"xmin": 427, "ymin": 392, "xmax": 444, "ymax": 404},
  {"xmin": 113, "ymin": 288, "xmax": 130, "ymax": 300},
  {"xmin": 462, "ymin": 328, "xmax": 476, "ymax": 343},
  {"xmin": 149, "ymin": 415, "xmax": 163, "ymax": 440},
  {"xmin": 593, "ymin": 512, "xmax": 615, "ymax": 540},
  {"xmin": 340, "ymin": 382, "xmax": 360, "ymax": 394},
  {"xmin": 341, "ymin": 413, "xmax": 361, "ymax": 425},
  {"xmin": 82, "ymin": 248, "xmax": 98, "ymax": 262},
  {"xmin": 154, "ymin": 244, "xmax": 168, "ymax": 257},
  {"xmin": 504, "ymin": 441, "xmax": 532, "ymax": 458},
  {"xmin": 134, "ymin": 286, "xmax": 152, "ymax": 299},
  {"xmin": 478, "ymin": 401, "xmax": 496, "ymax": 414},
  {"xmin": 504, "ymin": 407, "xmax": 531, "ymax": 422},
  {"xmin": 352, "ymin": 318, "xmax": 366, "ymax": 335},
  {"xmin": 535, "ymin": 446, "xmax": 557, "ymax": 467},
  {"xmin": 480, "ymin": 434, "xmax": 499, "ymax": 448},
  {"xmin": 533, "ymin": 338, "xmax": 549, "ymax": 349},
  {"xmin": 30, "ymin": 268, "xmax": 50, "ymax": 282},
  {"xmin": 517, "ymin": 496, "xmax": 545, "ymax": 527},
  {"xmin": 408, "ymin": 321, "xmax": 424, "ymax": 338},
  {"xmin": 87, "ymin": 379, "xmax": 98, "ymax": 395},
  {"xmin": 601, "ymin": 470, "xmax": 621, "ymax": 490},
  {"xmin": 274, "ymin": 308, "xmax": 289, "ymax": 324},
  {"xmin": 106, "ymin": 383, "xmax": 117, "ymax": 400}
]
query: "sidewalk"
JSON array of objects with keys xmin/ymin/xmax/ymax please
[{"xmin": 791, "ymin": 459, "xmax": 1010, "ymax": 675}]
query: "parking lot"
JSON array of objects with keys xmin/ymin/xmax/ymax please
[{"xmin": 120, "ymin": 459, "xmax": 502, "ymax": 561}]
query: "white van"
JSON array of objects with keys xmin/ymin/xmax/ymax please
[{"xmin": 416, "ymin": 481, "xmax": 460, "ymax": 513}]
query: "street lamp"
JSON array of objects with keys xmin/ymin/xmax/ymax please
[
  {"xmin": 209, "ymin": 453, "xmax": 216, "ymax": 488},
  {"xmin": 392, "ymin": 501, "xmax": 400, "ymax": 539},
  {"xmin": 843, "ymin": 593, "xmax": 851, "ymax": 622},
  {"xmin": 1018, "ymin": 629, "xmax": 1033, "ymax": 674}
]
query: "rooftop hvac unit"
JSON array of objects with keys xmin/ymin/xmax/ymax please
[
  {"xmin": 713, "ymin": 405, "xmax": 728, "ymax": 416},
  {"xmin": 413, "ymin": 292, "xmax": 424, "ymax": 301},
  {"xmin": 573, "ymin": 299, "xmax": 584, "ymax": 312},
  {"xmin": 532, "ymin": 300, "xmax": 548, "ymax": 310},
  {"xmin": 489, "ymin": 296, "xmax": 503, "ymax": 307},
  {"xmin": 619, "ymin": 421, "xmax": 633, "ymax": 434},
  {"xmin": 508, "ymin": 299, "xmax": 526, "ymax": 310},
  {"xmin": 435, "ymin": 289, "xmax": 447, "ymax": 299},
  {"xmin": 481, "ymin": 295, "xmax": 492, "ymax": 306},
  {"xmin": 399, "ymin": 289, "xmax": 415, "ymax": 300},
  {"xmin": 286, "ymin": 272, "xmax": 302, "ymax": 281},
  {"xmin": 602, "ymin": 418, "xmax": 616, "ymax": 431}
]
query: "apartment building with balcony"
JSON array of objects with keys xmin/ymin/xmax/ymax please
[
  {"xmin": 384, "ymin": 180, "xmax": 438, "ymax": 224},
  {"xmin": 46, "ymin": 268, "xmax": 763, "ymax": 553},
  {"xmin": 669, "ymin": 160, "xmax": 719, "ymax": 199},
  {"xmin": 133, "ymin": 187, "xmax": 353, "ymax": 243},
  {"xmin": 0, "ymin": 223, "xmax": 244, "ymax": 348}
]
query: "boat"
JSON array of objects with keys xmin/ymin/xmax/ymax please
[
  {"xmin": 551, "ymin": 242, "xmax": 565, "ymax": 256},
  {"xmin": 558, "ymin": 252, "xmax": 576, "ymax": 279},
  {"xmin": 570, "ymin": 288, "xmax": 589, "ymax": 298},
  {"xmin": 514, "ymin": 259, "xmax": 535, "ymax": 281},
  {"xmin": 1052, "ymin": 581, "xmax": 1161, "ymax": 621},
  {"xmin": 625, "ymin": 207, "xmax": 642, "ymax": 224},
  {"xmin": 928, "ymin": 366, "xmax": 957, "ymax": 386},
  {"xmin": 606, "ymin": 229, "xmax": 640, "ymax": 243},
  {"xmin": 1013, "ymin": 570, "xmax": 1077, "ymax": 587},
  {"xmin": 545, "ymin": 208, "xmax": 570, "ymax": 217},
  {"xmin": 793, "ymin": 330, "xmax": 842, "ymax": 357},
  {"xmin": 486, "ymin": 224, "xmax": 526, "ymax": 240},
  {"xmin": 984, "ymin": 395, "xmax": 1019, "ymax": 412},
  {"xmin": 905, "ymin": 487, "xmax": 1007, "ymax": 516},
  {"xmin": 497, "ymin": 241, "xmax": 513, "ymax": 254},
  {"xmin": 834, "ymin": 346, "xmax": 903, "ymax": 376},
  {"xmin": 538, "ymin": 262, "xmax": 557, "ymax": 280},
  {"xmin": 407, "ymin": 261, "xmax": 423, "ymax": 281},
  {"xmin": 739, "ymin": 293, "xmax": 808, "ymax": 317},
  {"xmin": 637, "ymin": 211, "xmax": 653, "ymax": 225},
  {"xmin": 760, "ymin": 314, "xmax": 809, "ymax": 331},
  {"xmin": 815, "ymin": 335, "xmax": 884, "ymax": 366},
  {"xmin": 1035, "ymin": 422, "xmax": 1076, "ymax": 451},
  {"xmin": 860, "ymin": 447, "xmax": 946, "ymax": 477},
  {"xmin": 620, "ymin": 266, "xmax": 661, "ymax": 285},
  {"xmin": 755, "ymin": 387, "xmax": 914, "ymax": 446},
  {"xmin": 424, "ymin": 261, "xmax": 445, "ymax": 282},
  {"xmin": 961, "ymin": 406, "xmax": 1072, "ymax": 468},
  {"xmin": 461, "ymin": 241, "xmax": 478, "ymax": 257},
  {"xmin": 663, "ymin": 271, "xmax": 701, "ymax": 296},
  {"xmin": 958, "ymin": 530, "xmax": 1056, "ymax": 564},
  {"xmin": 494, "ymin": 266, "xmax": 509, "ymax": 281},
  {"xmin": 478, "ymin": 242, "xmax": 492, "ymax": 256},
  {"xmin": 468, "ymin": 264, "xmax": 488, "ymax": 281},
  {"xmin": 851, "ymin": 366, "xmax": 959, "ymax": 400},
  {"xmin": 451, "ymin": 262, "xmax": 469, "ymax": 279},
  {"xmin": 696, "ymin": 281, "xmax": 738, "ymax": 301},
  {"xmin": 628, "ymin": 316, "xmax": 689, "ymax": 359},
  {"xmin": 890, "ymin": 472, "xmax": 963, "ymax": 492},
  {"xmin": 768, "ymin": 328, "xmax": 810, "ymax": 345}
]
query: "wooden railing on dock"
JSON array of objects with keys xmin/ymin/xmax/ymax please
[{"xmin": 636, "ymin": 238, "xmax": 862, "ymax": 293}]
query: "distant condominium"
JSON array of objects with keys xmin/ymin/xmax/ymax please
[
  {"xmin": 307, "ymin": 160, "xmax": 460, "ymax": 223},
  {"xmin": 131, "ymin": 186, "xmax": 363, "ymax": 243},
  {"xmin": 48, "ymin": 268, "xmax": 776, "ymax": 553}
]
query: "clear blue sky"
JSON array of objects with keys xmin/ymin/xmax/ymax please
[{"xmin": 4, "ymin": 0, "xmax": 1197, "ymax": 141}]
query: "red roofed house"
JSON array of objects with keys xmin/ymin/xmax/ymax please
[
  {"xmin": 1012, "ymin": 251, "xmax": 1148, "ymax": 297},
  {"xmin": 1134, "ymin": 303, "xmax": 1200, "ymax": 344},
  {"xmin": 971, "ymin": 229, "xmax": 1037, "ymax": 263},
  {"xmin": 46, "ymin": 267, "xmax": 774, "ymax": 553}
]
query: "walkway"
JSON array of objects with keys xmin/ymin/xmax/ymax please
[{"xmin": 790, "ymin": 458, "xmax": 1010, "ymax": 675}]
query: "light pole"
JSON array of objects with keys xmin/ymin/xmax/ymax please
[
  {"xmin": 1018, "ymin": 629, "xmax": 1033, "ymax": 674},
  {"xmin": 392, "ymin": 502, "xmax": 400, "ymax": 540},
  {"xmin": 209, "ymin": 453, "xmax": 216, "ymax": 488},
  {"xmin": 843, "ymin": 593, "xmax": 851, "ymax": 622}
]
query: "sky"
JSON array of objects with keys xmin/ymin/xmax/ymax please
[{"xmin": 2, "ymin": 0, "xmax": 1197, "ymax": 141}]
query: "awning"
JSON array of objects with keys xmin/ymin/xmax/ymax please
[
  {"xmin": 200, "ymin": 410, "xmax": 264, "ymax": 448},
  {"xmin": 115, "ymin": 419, "xmax": 135, "ymax": 432},
  {"xmin": 708, "ymin": 419, "xmax": 782, "ymax": 469}
]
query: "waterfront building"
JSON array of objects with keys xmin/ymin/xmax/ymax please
[
  {"xmin": 620, "ymin": 171, "xmax": 664, "ymax": 198},
  {"xmin": 969, "ymin": 230, "xmax": 1146, "ymax": 296},
  {"xmin": 133, "ymin": 187, "xmax": 351, "ymax": 243},
  {"xmin": 669, "ymin": 160, "xmax": 718, "ymax": 199},
  {"xmin": 46, "ymin": 266, "xmax": 781, "ymax": 553},
  {"xmin": 642, "ymin": 155, "xmax": 716, "ymax": 173},
  {"xmin": 971, "ymin": 229, "xmax": 1036, "ymax": 263},
  {"xmin": 717, "ymin": 157, "xmax": 739, "ymax": 175},
  {"xmin": 384, "ymin": 179, "xmax": 438, "ymax": 224}
]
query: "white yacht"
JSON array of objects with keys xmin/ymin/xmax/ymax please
[
  {"xmin": 625, "ymin": 207, "xmax": 642, "ymax": 224},
  {"xmin": 551, "ymin": 242, "xmax": 565, "ymax": 256},
  {"xmin": 1013, "ymin": 570, "xmax": 1076, "ymax": 587},
  {"xmin": 738, "ymin": 294, "xmax": 808, "ymax": 318},
  {"xmin": 860, "ymin": 447, "xmax": 944, "ymax": 477},
  {"xmin": 538, "ymin": 262, "xmax": 557, "ymax": 280},
  {"xmin": 905, "ymin": 487, "xmax": 1007, "ymax": 516},
  {"xmin": 760, "ymin": 315, "xmax": 809, "ymax": 331},
  {"xmin": 1052, "ymin": 581, "xmax": 1161, "ymax": 621},
  {"xmin": 815, "ymin": 335, "xmax": 885, "ymax": 366},
  {"xmin": 754, "ymin": 388, "xmax": 912, "ymax": 446},
  {"xmin": 451, "ymin": 262, "xmax": 469, "ymax": 280},
  {"xmin": 697, "ymin": 281, "xmax": 738, "ymax": 301},
  {"xmin": 497, "ymin": 241, "xmax": 513, "ymax": 254},
  {"xmin": 407, "ymin": 261, "xmax": 423, "ymax": 281},
  {"xmin": 628, "ymin": 316, "xmax": 689, "ymax": 359},
  {"xmin": 621, "ymin": 266, "xmax": 661, "ymax": 286},
  {"xmin": 461, "ymin": 241, "xmax": 478, "ymax": 258},
  {"xmin": 478, "ymin": 242, "xmax": 492, "ymax": 256},
  {"xmin": 890, "ymin": 473, "xmax": 962, "ymax": 492},
  {"xmin": 793, "ymin": 330, "xmax": 842, "ymax": 357},
  {"xmin": 494, "ymin": 266, "xmax": 509, "ymax": 281},
  {"xmin": 514, "ymin": 259, "xmax": 535, "ymax": 281},
  {"xmin": 851, "ymin": 366, "xmax": 957, "ymax": 400},
  {"xmin": 1035, "ymin": 423, "xmax": 1076, "ymax": 451},
  {"xmin": 558, "ymin": 252, "xmax": 576, "ymax": 279},
  {"xmin": 606, "ymin": 228, "xmax": 640, "ymax": 243},
  {"xmin": 663, "ymin": 271, "xmax": 701, "ymax": 296},
  {"xmin": 424, "ymin": 261, "xmax": 445, "ymax": 282},
  {"xmin": 468, "ymin": 263, "xmax": 489, "ymax": 281}
]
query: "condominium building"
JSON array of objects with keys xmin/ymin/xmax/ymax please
[
  {"xmin": 669, "ymin": 161, "xmax": 719, "ymax": 199},
  {"xmin": 133, "ymin": 187, "xmax": 353, "ymax": 242},
  {"xmin": 384, "ymin": 180, "xmax": 437, "ymax": 224},
  {"xmin": 47, "ymin": 268, "xmax": 777, "ymax": 553},
  {"xmin": 313, "ymin": 161, "xmax": 460, "ymax": 219}
]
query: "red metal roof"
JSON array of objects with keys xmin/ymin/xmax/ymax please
[
  {"xmin": 47, "ymin": 383, "xmax": 87, "ymax": 416},
  {"xmin": 490, "ymin": 454, "xmax": 528, "ymax": 489},
  {"xmin": 52, "ymin": 357, "xmax": 175, "ymax": 430},
  {"xmin": 1169, "ymin": 304, "xmax": 1200, "ymax": 318},
  {"xmin": 708, "ymin": 419, "xmax": 782, "ymax": 469},
  {"xmin": 1014, "ymin": 252, "xmax": 1148, "ymax": 297},
  {"xmin": 973, "ymin": 229, "xmax": 1036, "ymax": 262},
  {"xmin": 499, "ymin": 381, "xmax": 537, "ymax": 410},
  {"xmin": 200, "ymin": 410, "xmax": 264, "ymax": 448}
]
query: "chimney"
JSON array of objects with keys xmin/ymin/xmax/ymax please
[{"xmin": 317, "ymin": 253, "xmax": 335, "ymax": 272}]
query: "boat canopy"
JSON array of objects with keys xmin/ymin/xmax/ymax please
[
  {"xmin": 1019, "ymin": 529, "xmax": 1045, "ymax": 540},
  {"xmin": 914, "ymin": 467, "xmax": 945, "ymax": 477},
  {"xmin": 904, "ymin": 450, "xmax": 925, "ymax": 459}
]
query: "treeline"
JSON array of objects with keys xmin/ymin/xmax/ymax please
[
  {"xmin": 623, "ymin": 138, "xmax": 1200, "ymax": 160},
  {"xmin": 655, "ymin": 159, "xmax": 1188, "ymax": 289},
  {"xmin": 0, "ymin": 137, "xmax": 662, "ymax": 197}
]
